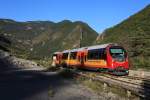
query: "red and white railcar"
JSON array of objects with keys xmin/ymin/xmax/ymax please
[
  {"xmin": 52, "ymin": 43, "xmax": 129, "ymax": 75},
  {"xmin": 82, "ymin": 43, "xmax": 129, "ymax": 75}
]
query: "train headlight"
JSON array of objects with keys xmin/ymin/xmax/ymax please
[{"xmin": 111, "ymin": 63, "xmax": 114, "ymax": 67}]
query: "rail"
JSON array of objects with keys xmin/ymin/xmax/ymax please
[{"xmin": 71, "ymin": 69, "xmax": 150, "ymax": 98}]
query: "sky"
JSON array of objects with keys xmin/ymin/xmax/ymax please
[{"xmin": 0, "ymin": 0, "xmax": 150, "ymax": 33}]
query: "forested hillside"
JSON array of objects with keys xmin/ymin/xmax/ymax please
[
  {"xmin": 0, "ymin": 19, "xmax": 98, "ymax": 59},
  {"xmin": 96, "ymin": 5, "xmax": 150, "ymax": 69}
]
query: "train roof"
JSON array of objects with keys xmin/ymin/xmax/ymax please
[
  {"xmin": 87, "ymin": 43, "xmax": 118, "ymax": 50},
  {"xmin": 70, "ymin": 48, "xmax": 85, "ymax": 52},
  {"xmin": 62, "ymin": 50, "xmax": 70, "ymax": 53},
  {"xmin": 61, "ymin": 43, "xmax": 118, "ymax": 53},
  {"xmin": 53, "ymin": 52, "xmax": 61, "ymax": 54},
  {"xmin": 62, "ymin": 47, "xmax": 85, "ymax": 53}
]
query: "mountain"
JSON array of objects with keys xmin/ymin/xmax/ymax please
[
  {"xmin": 96, "ymin": 5, "xmax": 150, "ymax": 69},
  {"xmin": 0, "ymin": 19, "xmax": 98, "ymax": 59}
]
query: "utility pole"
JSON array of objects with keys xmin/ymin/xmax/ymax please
[{"xmin": 79, "ymin": 28, "xmax": 83, "ymax": 48}]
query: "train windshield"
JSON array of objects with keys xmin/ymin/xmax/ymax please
[{"xmin": 109, "ymin": 47, "xmax": 126, "ymax": 62}]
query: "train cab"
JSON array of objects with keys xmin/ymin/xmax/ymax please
[{"xmin": 106, "ymin": 45, "xmax": 129, "ymax": 75}]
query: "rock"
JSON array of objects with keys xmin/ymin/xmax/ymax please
[{"xmin": 0, "ymin": 50, "xmax": 44, "ymax": 70}]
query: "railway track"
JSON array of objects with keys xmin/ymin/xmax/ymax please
[
  {"xmin": 122, "ymin": 75, "xmax": 150, "ymax": 83},
  {"xmin": 98, "ymin": 73, "xmax": 150, "ymax": 86},
  {"xmin": 70, "ymin": 69, "xmax": 150, "ymax": 98},
  {"xmin": 98, "ymin": 74, "xmax": 150, "ymax": 88},
  {"xmin": 75, "ymin": 69, "xmax": 150, "ymax": 84}
]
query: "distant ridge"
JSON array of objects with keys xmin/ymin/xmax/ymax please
[{"xmin": 0, "ymin": 19, "xmax": 98, "ymax": 59}]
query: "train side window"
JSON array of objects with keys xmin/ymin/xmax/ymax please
[
  {"xmin": 62, "ymin": 53, "xmax": 69, "ymax": 60},
  {"xmin": 70, "ymin": 52, "xmax": 77, "ymax": 60},
  {"xmin": 87, "ymin": 48, "xmax": 106, "ymax": 60},
  {"xmin": 87, "ymin": 49, "xmax": 101, "ymax": 60}
]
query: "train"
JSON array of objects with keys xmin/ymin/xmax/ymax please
[{"xmin": 52, "ymin": 43, "xmax": 129, "ymax": 75}]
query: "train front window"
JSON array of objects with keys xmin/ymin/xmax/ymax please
[{"xmin": 110, "ymin": 47, "xmax": 126, "ymax": 62}]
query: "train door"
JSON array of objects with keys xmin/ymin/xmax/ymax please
[{"xmin": 80, "ymin": 52, "xmax": 84, "ymax": 66}]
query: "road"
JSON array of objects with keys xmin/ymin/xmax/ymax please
[{"xmin": 0, "ymin": 58, "xmax": 100, "ymax": 100}]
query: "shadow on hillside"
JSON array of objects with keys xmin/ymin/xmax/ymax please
[
  {"xmin": 0, "ymin": 57, "xmax": 75, "ymax": 100},
  {"xmin": 0, "ymin": 35, "xmax": 11, "ymax": 51},
  {"xmin": 140, "ymin": 79, "xmax": 150, "ymax": 100}
]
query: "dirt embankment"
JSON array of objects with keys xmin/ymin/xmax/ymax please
[{"xmin": 0, "ymin": 50, "xmax": 45, "ymax": 71}]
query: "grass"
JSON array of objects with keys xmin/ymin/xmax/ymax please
[
  {"xmin": 130, "ymin": 57, "xmax": 150, "ymax": 70},
  {"xmin": 82, "ymin": 79, "xmax": 104, "ymax": 92},
  {"xmin": 58, "ymin": 68, "xmax": 75, "ymax": 79},
  {"xmin": 33, "ymin": 58, "xmax": 62, "ymax": 72},
  {"xmin": 76, "ymin": 74, "xmax": 139, "ymax": 99},
  {"xmin": 33, "ymin": 58, "xmax": 52, "ymax": 68}
]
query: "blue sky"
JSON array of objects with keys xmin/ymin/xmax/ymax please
[{"xmin": 0, "ymin": 0, "xmax": 150, "ymax": 33}]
